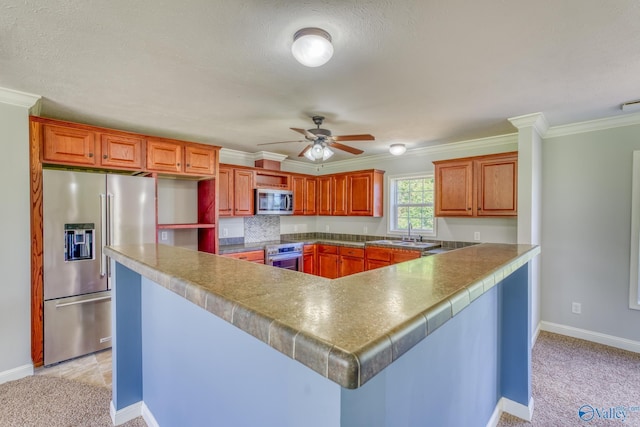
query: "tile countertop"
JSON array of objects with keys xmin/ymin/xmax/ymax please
[{"xmin": 105, "ymin": 243, "xmax": 540, "ymax": 389}]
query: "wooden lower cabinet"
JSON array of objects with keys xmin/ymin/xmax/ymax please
[
  {"xmin": 317, "ymin": 245, "xmax": 339, "ymax": 279},
  {"xmin": 339, "ymin": 247, "xmax": 365, "ymax": 277},
  {"xmin": 365, "ymin": 246, "xmax": 421, "ymax": 270},
  {"xmin": 303, "ymin": 244, "xmax": 316, "ymax": 275},
  {"xmin": 221, "ymin": 250, "xmax": 264, "ymax": 264}
]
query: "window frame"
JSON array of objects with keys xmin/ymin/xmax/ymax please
[{"xmin": 387, "ymin": 172, "xmax": 437, "ymax": 238}]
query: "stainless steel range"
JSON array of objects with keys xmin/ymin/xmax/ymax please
[{"xmin": 265, "ymin": 242, "xmax": 303, "ymax": 271}]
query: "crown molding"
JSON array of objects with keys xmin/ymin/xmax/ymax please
[
  {"xmin": 0, "ymin": 87, "xmax": 41, "ymax": 108},
  {"xmin": 545, "ymin": 112, "xmax": 640, "ymax": 138},
  {"xmin": 252, "ymin": 151, "xmax": 288, "ymax": 162},
  {"xmin": 508, "ymin": 112, "xmax": 549, "ymax": 136}
]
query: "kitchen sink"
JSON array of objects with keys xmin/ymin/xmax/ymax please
[{"xmin": 367, "ymin": 240, "xmax": 438, "ymax": 249}]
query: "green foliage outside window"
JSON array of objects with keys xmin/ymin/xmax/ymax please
[{"xmin": 393, "ymin": 176, "xmax": 435, "ymax": 233}]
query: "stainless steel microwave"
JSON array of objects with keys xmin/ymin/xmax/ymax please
[{"xmin": 255, "ymin": 189, "xmax": 294, "ymax": 215}]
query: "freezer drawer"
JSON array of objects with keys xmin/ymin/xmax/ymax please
[{"xmin": 44, "ymin": 291, "xmax": 112, "ymax": 366}]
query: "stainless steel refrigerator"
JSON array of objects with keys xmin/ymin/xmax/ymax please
[{"xmin": 43, "ymin": 169, "xmax": 156, "ymax": 365}]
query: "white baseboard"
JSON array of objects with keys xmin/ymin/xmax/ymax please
[
  {"xmin": 486, "ymin": 397, "xmax": 534, "ymax": 427},
  {"xmin": 110, "ymin": 400, "xmax": 159, "ymax": 427},
  {"xmin": 540, "ymin": 321, "xmax": 640, "ymax": 353},
  {"xmin": 142, "ymin": 402, "xmax": 160, "ymax": 427},
  {"xmin": 0, "ymin": 363, "xmax": 33, "ymax": 385},
  {"xmin": 110, "ymin": 400, "xmax": 143, "ymax": 426},
  {"xmin": 532, "ymin": 322, "xmax": 541, "ymax": 348}
]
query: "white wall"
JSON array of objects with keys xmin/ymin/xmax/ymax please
[
  {"xmin": 541, "ymin": 123, "xmax": 640, "ymax": 342},
  {"xmin": 0, "ymin": 101, "xmax": 34, "ymax": 378}
]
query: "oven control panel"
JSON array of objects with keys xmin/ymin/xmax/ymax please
[{"xmin": 265, "ymin": 243, "xmax": 303, "ymax": 256}]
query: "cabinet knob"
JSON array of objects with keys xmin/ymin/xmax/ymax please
[
  {"xmin": 177, "ymin": 162, "xmax": 181, "ymax": 166},
  {"xmin": 467, "ymin": 207, "xmax": 471, "ymax": 211},
  {"xmin": 186, "ymin": 163, "xmax": 190, "ymax": 167},
  {"xmin": 88, "ymin": 153, "xmax": 94, "ymax": 158},
  {"xmin": 103, "ymin": 155, "xmax": 108, "ymax": 159}
]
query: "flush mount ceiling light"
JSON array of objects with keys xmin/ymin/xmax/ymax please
[
  {"xmin": 304, "ymin": 142, "xmax": 334, "ymax": 161},
  {"xmin": 291, "ymin": 28, "xmax": 334, "ymax": 67},
  {"xmin": 389, "ymin": 144, "xmax": 407, "ymax": 156}
]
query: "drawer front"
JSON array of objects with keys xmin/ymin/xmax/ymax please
[
  {"xmin": 303, "ymin": 244, "xmax": 316, "ymax": 254},
  {"xmin": 339, "ymin": 247, "xmax": 364, "ymax": 258},
  {"xmin": 365, "ymin": 247, "xmax": 391, "ymax": 262},
  {"xmin": 317, "ymin": 244, "xmax": 338, "ymax": 255}
]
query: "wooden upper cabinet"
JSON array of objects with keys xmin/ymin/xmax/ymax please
[
  {"xmin": 475, "ymin": 154, "xmax": 517, "ymax": 216},
  {"xmin": 434, "ymin": 159, "xmax": 474, "ymax": 216},
  {"xmin": 184, "ymin": 144, "xmax": 216, "ymax": 176},
  {"xmin": 218, "ymin": 167, "xmax": 234, "ymax": 217},
  {"xmin": 332, "ymin": 174, "xmax": 348, "ymax": 216},
  {"xmin": 100, "ymin": 133, "xmax": 144, "ymax": 170},
  {"xmin": 146, "ymin": 138, "xmax": 183, "ymax": 173},
  {"xmin": 233, "ymin": 169, "xmax": 254, "ymax": 216},
  {"xmin": 292, "ymin": 175, "xmax": 317, "ymax": 215},
  {"xmin": 42, "ymin": 124, "xmax": 97, "ymax": 166},
  {"xmin": 434, "ymin": 152, "xmax": 517, "ymax": 217},
  {"xmin": 347, "ymin": 170, "xmax": 384, "ymax": 217},
  {"xmin": 317, "ymin": 176, "xmax": 332, "ymax": 215}
]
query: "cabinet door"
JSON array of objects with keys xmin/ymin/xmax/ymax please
[
  {"xmin": 100, "ymin": 133, "xmax": 144, "ymax": 170},
  {"xmin": 42, "ymin": 125, "xmax": 97, "ymax": 166},
  {"xmin": 292, "ymin": 176, "xmax": 305, "ymax": 215},
  {"xmin": 304, "ymin": 178, "xmax": 317, "ymax": 215},
  {"xmin": 233, "ymin": 169, "xmax": 254, "ymax": 216},
  {"xmin": 340, "ymin": 256, "xmax": 365, "ymax": 277},
  {"xmin": 218, "ymin": 168, "xmax": 234, "ymax": 217},
  {"xmin": 366, "ymin": 259, "xmax": 390, "ymax": 270},
  {"xmin": 317, "ymin": 176, "xmax": 332, "ymax": 215},
  {"xmin": 434, "ymin": 159, "xmax": 473, "ymax": 217},
  {"xmin": 317, "ymin": 253, "xmax": 339, "ymax": 279},
  {"xmin": 475, "ymin": 155, "xmax": 517, "ymax": 216},
  {"xmin": 146, "ymin": 138, "xmax": 183, "ymax": 173},
  {"xmin": 303, "ymin": 245, "xmax": 316, "ymax": 275},
  {"xmin": 333, "ymin": 174, "xmax": 348, "ymax": 216},
  {"xmin": 347, "ymin": 172, "xmax": 372, "ymax": 216},
  {"xmin": 184, "ymin": 144, "xmax": 216, "ymax": 176}
]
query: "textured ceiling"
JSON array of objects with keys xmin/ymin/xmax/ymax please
[{"xmin": 2, "ymin": 0, "xmax": 640, "ymax": 162}]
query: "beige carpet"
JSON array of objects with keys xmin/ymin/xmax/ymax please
[
  {"xmin": 0, "ymin": 375, "xmax": 146, "ymax": 427},
  {"xmin": 499, "ymin": 331, "xmax": 640, "ymax": 426}
]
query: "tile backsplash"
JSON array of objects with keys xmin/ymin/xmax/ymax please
[{"xmin": 244, "ymin": 216, "xmax": 280, "ymax": 243}]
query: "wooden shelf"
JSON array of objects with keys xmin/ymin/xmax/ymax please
[{"xmin": 158, "ymin": 223, "xmax": 216, "ymax": 229}]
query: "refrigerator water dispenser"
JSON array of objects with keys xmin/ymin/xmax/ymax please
[{"xmin": 64, "ymin": 223, "xmax": 94, "ymax": 261}]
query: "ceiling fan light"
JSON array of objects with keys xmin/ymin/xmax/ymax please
[
  {"xmin": 303, "ymin": 148, "xmax": 316, "ymax": 161},
  {"xmin": 389, "ymin": 143, "xmax": 407, "ymax": 156},
  {"xmin": 292, "ymin": 28, "xmax": 333, "ymax": 67},
  {"xmin": 311, "ymin": 143, "xmax": 325, "ymax": 159},
  {"xmin": 322, "ymin": 147, "xmax": 334, "ymax": 161}
]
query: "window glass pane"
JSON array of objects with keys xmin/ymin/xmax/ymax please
[{"xmin": 390, "ymin": 175, "xmax": 435, "ymax": 234}]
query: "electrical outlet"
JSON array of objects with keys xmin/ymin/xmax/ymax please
[
  {"xmin": 363, "ymin": 226, "xmax": 368, "ymax": 234},
  {"xmin": 572, "ymin": 302, "xmax": 581, "ymax": 314},
  {"xmin": 161, "ymin": 231, "xmax": 168, "ymax": 241},
  {"xmin": 325, "ymin": 225, "xmax": 330, "ymax": 232},
  {"xmin": 223, "ymin": 228, "xmax": 228, "ymax": 237},
  {"xmin": 474, "ymin": 232, "xmax": 481, "ymax": 241},
  {"xmin": 294, "ymin": 225, "xmax": 298, "ymax": 232}
]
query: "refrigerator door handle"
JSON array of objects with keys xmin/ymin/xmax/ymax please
[
  {"xmin": 100, "ymin": 194, "xmax": 107, "ymax": 277},
  {"xmin": 55, "ymin": 295, "xmax": 111, "ymax": 308},
  {"xmin": 108, "ymin": 193, "xmax": 114, "ymax": 246}
]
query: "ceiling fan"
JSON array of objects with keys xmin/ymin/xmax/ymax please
[{"xmin": 258, "ymin": 116, "xmax": 375, "ymax": 161}]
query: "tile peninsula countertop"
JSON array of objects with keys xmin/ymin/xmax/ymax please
[{"xmin": 105, "ymin": 243, "xmax": 540, "ymax": 389}]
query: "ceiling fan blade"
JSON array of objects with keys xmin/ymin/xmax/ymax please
[
  {"xmin": 332, "ymin": 134, "xmax": 375, "ymax": 142},
  {"xmin": 328, "ymin": 142, "xmax": 364, "ymax": 155},
  {"xmin": 298, "ymin": 145, "xmax": 312, "ymax": 157},
  {"xmin": 257, "ymin": 140, "xmax": 305, "ymax": 146},
  {"xmin": 291, "ymin": 127, "xmax": 317, "ymax": 139}
]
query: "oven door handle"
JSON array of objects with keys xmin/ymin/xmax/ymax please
[{"xmin": 267, "ymin": 253, "xmax": 302, "ymax": 263}]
